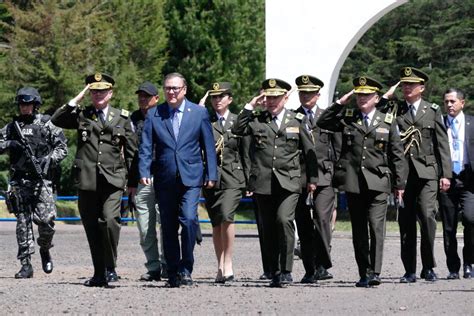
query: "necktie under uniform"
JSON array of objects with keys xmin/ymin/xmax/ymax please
[
  {"xmin": 363, "ymin": 115, "xmax": 369, "ymax": 128},
  {"xmin": 219, "ymin": 116, "xmax": 225, "ymax": 130},
  {"xmin": 97, "ymin": 109, "xmax": 106, "ymax": 124},
  {"xmin": 409, "ymin": 104, "xmax": 416, "ymax": 121},
  {"xmin": 451, "ymin": 118, "xmax": 462, "ymax": 174},
  {"xmin": 172, "ymin": 109, "xmax": 180, "ymax": 140},
  {"xmin": 307, "ymin": 110, "xmax": 315, "ymax": 126}
]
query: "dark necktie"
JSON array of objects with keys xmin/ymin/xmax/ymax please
[
  {"xmin": 307, "ymin": 110, "xmax": 314, "ymax": 126},
  {"xmin": 97, "ymin": 109, "xmax": 105, "ymax": 124},
  {"xmin": 363, "ymin": 115, "xmax": 369, "ymax": 128},
  {"xmin": 409, "ymin": 104, "xmax": 416, "ymax": 121},
  {"xmin": 219, "ymin": 117, "xmax": 225, "ymax": 130}
]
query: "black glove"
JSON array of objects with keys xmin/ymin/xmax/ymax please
[
  {"xmin": 4, "ymin": 140, "xmax": 21, "ymax": 151},
  {"xmin": 38, "ymin": 156, "xmax": 52, "ymax": 176}
]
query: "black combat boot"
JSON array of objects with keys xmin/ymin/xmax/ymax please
[
  {"xmin": 15, "ymin": 257, "xmax": 33, "ymax": 279},
  {"xmin": 40, "ymin": 248, "xmax": 53, "ymax": 274}
]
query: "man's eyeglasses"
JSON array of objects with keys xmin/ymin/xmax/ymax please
[{"xmin": 164, "ymin": 86, "xmax": 184, "ymax": 93}]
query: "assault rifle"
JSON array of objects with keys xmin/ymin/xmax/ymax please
[{"xmin": 12, "ymin": 120, "xmax": 51, "ymax": 194}]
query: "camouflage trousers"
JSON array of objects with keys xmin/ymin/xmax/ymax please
[{"xmin": 11, "ymin": 179, "xmax": 56, "ymax": 260}]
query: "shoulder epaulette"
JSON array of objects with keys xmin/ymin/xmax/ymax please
[
  {"xmin": 345, "ymin": 109, "xmax": 354, "ymax": 117},
  {"xmin": 384, "ymin": 113, "xmax": 393, "ymax": 124},
  {"xmin": 120, "ymin": 109, "xmax": 130, "ymax": 117},
  {"xmin": 431, "ymin": 103, "xmax": 439, "ymax": 110}
]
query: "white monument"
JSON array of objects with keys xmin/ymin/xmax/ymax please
[{"xmin": 266, "ymin": 0, "xmax": 408, "ymax": 108}]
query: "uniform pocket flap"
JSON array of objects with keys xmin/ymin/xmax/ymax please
[
  {"xmin": 289, "ymin": 169, "xmax": 301, "ymax": 178},
  {"xmin": 323, "ymin": 160, "xmax": 333, "ymax": 171},
  {"xmin": 425, "ymin": 155, "xmax": 437, "ymax": 165},
  {"xmin": 377, "ymin": 166, "xmax": 391, "ymax": 176},
  {"xmin": 73, "ymin": 158, "xmax": 83, "ymax": 169},
  {"xmin": 231, "ymin": 162, "xmax": 243, "ymax": 170}
]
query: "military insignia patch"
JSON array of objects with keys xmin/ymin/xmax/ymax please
[
  {"xmin": 431, "ymin": 103, "xmax": 439, "ymax": 110},
  {"xmin": 345, "ymin": 109, "xmax": 354, "ymax": 117},
  {"xmin": 120, "ymin": 109, "xmax": 130, "ymax": 117},
  {"xmin": 404, "ymin": 67, "xmax": 412, "ymax": 76},
  {"xmin": 213, "ymin": 82, "xmax": 220, "ymax": 90},
  {"xmin": 295, "ymin": 113, "xmax": 305, "ymax": 120},
  {"xmin": 286, "ymin": 127, "xmax": 299, "ymax": 133},
  {"xmin": 269, "ymin": 79, "xmax": 276, "ymax": 88},
  {"xmin": 384, "ymin": 113, "xmax": 393, "ymax": 124},
  {"xmin": 359, "ymin": 77, "xmax": 367, "ymax": 86},
  {"xmin": 302, "ymin": 75, "xmax": 309, "ymax": 84},
  {"xmin": 94, "ymin": 73, "xmax": 102, "ymax": 81}
]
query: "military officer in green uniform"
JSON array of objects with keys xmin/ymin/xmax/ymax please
[
  {"xmin": 200, "ymin": 82, "xmax": 250, "ymax": 283},
  {"xmin": 317, "ymin": 76, "xmax": 407, "ymax": 287},
  {"xmin": 378, "ymin": 67, "xmax": 452, "ymax": 283},
  {"xmin": 293, "ymin": 75, "xmax": 340, "ymax": 283},
  {"xmin": 232, "ymin": 78, "xmax": 317, "ymax": 287},
  {"xmin": 51, "ymin": 73, "xmax": 137, "ymax": 287}
]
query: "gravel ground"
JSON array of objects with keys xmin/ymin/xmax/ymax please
[{"xmin": 0, "ymin": 222, "xmax": 472, "ymax": 315}]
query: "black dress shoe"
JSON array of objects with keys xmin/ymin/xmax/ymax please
[
  {"xmin": 259, "ymin": 272, "xmax": 273, "ymax": 280},
  {"xmin": 421, "ymin": 269, "xmax": 437, "ymax": 282},
  {"xmin": 167, "ymin": 275, "xmax": 180, "ymax": 288},
  {"xmin": 40, "ymin": 249, "xmax": 53, "ymax": 274},
  {"xmin": 368, "ymin": 273, "xmax": 381, "ymax": 286},
  {"xmin": 315, "ymin": 266, "xmax": 333, "ymax": 280},
  {"xmin": 281, "ymin": 272, "xmax": 293, "ymax": 284},
  {"xmin": 224, "ymin": 275, "xmax": 235, "ymax": 282},
  {"xmin": 84, "ymin": 276, "xmax": 108, "ymax": 287},
  {"xmin": 269, "ymin": 275, "xmax": 283, "ymax": 288},
  {"xmin": 106, "ymin": 269, "xmax": 119, "ymax": 282},
  {"xmin": 400, "ymin": 273, "xmax": 416, "ymax": 283},
  {"xmin": 447, "ymin": 272, "xmax": 460, "ymax": 280},
  {"xmin": 140, "ymin": 270, "xmax": 161, "ymax": 281},
  {"xmin": 300, "ymin": 273, "xmax": 317, "ymax": 284},
  {"xmin": 355, "ymin": 277, "xmax": 369, "ymax": 288},
  {"xmin": 463, "ymin": 264, "xmax": 473, "ymax": 279},
  {"xmin": 179, "ymin": 273, "xmax": 193, "ymax": 286}
]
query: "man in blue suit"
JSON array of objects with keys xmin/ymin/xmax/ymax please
[{"xmin": 139, "ymin": 72, "xmax": 217, "ymax": 287}]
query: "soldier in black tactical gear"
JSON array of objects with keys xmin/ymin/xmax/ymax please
[{"xmin": 0, "ymin": 87, "xmax": 68, "ymax": 279}]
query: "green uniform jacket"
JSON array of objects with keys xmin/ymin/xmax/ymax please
[
  {"xmin": 51, "ymin": 104, "xmax": 137, "ymax": 191},
  {"xmin": 295, "ymin": 106, "xmax": 341, "ymax": 187},
  {"xmin": 210, "ymin": 112, "xmax": 250, "ymax": 190},
  {"xmin": 378, "ymin": 98, "xmax": 452, "ymax": 180},
  {"xmin": 317, "ymin": 103, "xmax": 408, "ymax": 194},
  {"xmin": 232, "ymin": 108, "xmax": 318, "ymax": 195}
]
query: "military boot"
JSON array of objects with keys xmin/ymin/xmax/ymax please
[
  {"xmin": 40, "ymin": 249, "xmax": 53, "ymax": 274},
  {"xmin": 15, "ymin": 257, "xmax": 33, "ymax": 279}
]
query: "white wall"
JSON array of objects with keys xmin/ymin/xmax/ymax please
[{"xmin": 265, "ymin": 0, "xmax": 408, "ymax": 109}]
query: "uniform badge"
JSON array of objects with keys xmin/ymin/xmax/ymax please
[
  {"xmin": 120, "ymin": 109, "xmax": 129, "ymax": 117},
  {"xmin": 213, "ymin": 82, "xmax": 220, "ymax": 90},
  {"xmin": 92, "ymin": 114, "xmax": 97, "ymax": 121},
  {"xmin": 345, "ymin": 109, "xmax": 354, "ymax": 117},
  {"xmin": 384, "ymin": 113, "xmax": 393, "ymax": 124},
  {"xmin": 269, "ymin": 79, "xmax": 276, "ymax": 88},
  {"xmin": 378, "ymin": 143, "xmax": 384, "ymax": 149},
  {"xmin": 295, "ymin": 113, "xmax": 305, "ymax": 121},
  {"xmin": 94, "ymin": 73, "xmax": 102, "ymax": 81},
  {"xmin": 357, "ymin": 119, "xmax": 362, "ymax": 125},
  {"xmin": 372, "ymin": 120, "xmax": 378, "ymax": 126},
  {"xmin": 286, "ymin": 127, "xmax": 299, "ymax": 133},
  {"xmin": 359, "ymin": 77, "xmax": 367, "ymax": 86},
  {"xmin": 285, "ymin": 118, "xmax": 290, "ymax": 124},
  {"xmin": 404, "ymin": 67, "xmax": 412, "ymax": 76},
  {"xmin": 302, "ymin": 75, "xmax": 309, "ymax": 84},
  {"xmin": 431, "ymin": 103, "xmax": 439, "ymax": 110}
]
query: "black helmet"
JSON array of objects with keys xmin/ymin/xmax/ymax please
[{"xmin": 15, "ymin": 87, "xmax": 42, "ymax": 106}]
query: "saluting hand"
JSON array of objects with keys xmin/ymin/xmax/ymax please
[
  {"xmin": 248, "ymin": 92, "xmax": 266, "ymax": 109},
  {"xmin": 307, "ymin": 183, "xmax": 317, "ymax": 193},
  {"xmin": 69, "ymin": 84, "xmax": 90, "ymax": 106},
  {"xmin": 383, "ymin": 81, "xmax": 400, "ymax": 100},
  {"xmin": 337, "ymin": 89, "xmax": 354, "ymax": 105},
  {"xmin": 199, "ymin": 90, "xmax": 210, "ymax": 107}
]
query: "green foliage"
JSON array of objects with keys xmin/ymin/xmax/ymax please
[
  {"xmin": 337, "ymin": 0, "xmax": 473, "ymax": 112},
  {"xmin": 163, "ymin": 0, "xmax": 265, "ymax": 110}
]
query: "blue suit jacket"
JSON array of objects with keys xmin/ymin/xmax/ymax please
[{"xmin": 139, "ymin": 99, "xmax": 218, "ymax": 189}]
